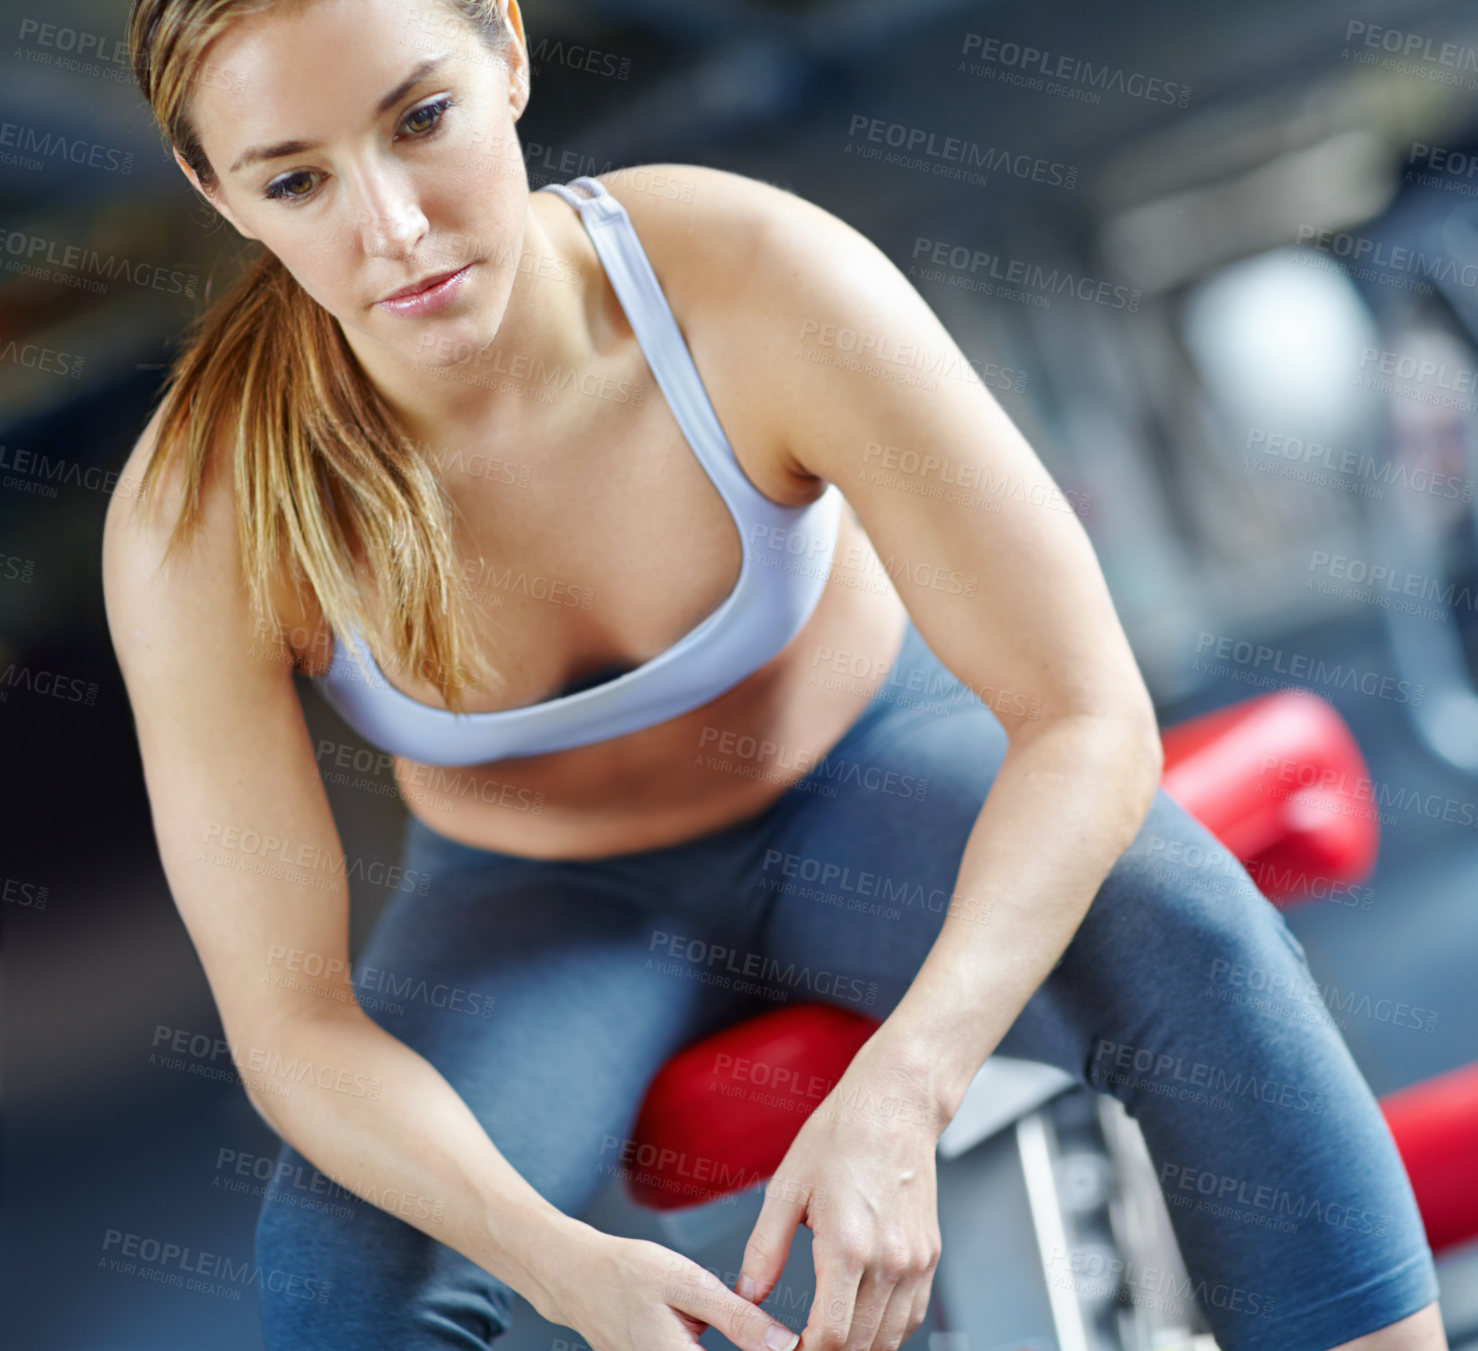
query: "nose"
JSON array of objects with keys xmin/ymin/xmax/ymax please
[{"xmin": 353, "ymin": 167, "xmax": 429, "ymax": 260}]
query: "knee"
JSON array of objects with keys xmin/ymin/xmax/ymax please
[
  {"xmin": 252, "ymin": 1184, "xmax": 351, "ymax": 1341},
  {"xmin": 1089, "ymin": 789, "xmax": 1312, "ymax": 997},
  {"xmin": 252, "ymin": 1150, "xmax": 513, "ymax": 1348},
  {"xmin": 253, "ymin": 1173, "xmax": 369, "ymax": 1332}
]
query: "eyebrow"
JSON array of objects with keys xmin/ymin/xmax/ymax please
[{"xmin": 228, "ymin": 54, "xmax": 450, "ymax": 174}]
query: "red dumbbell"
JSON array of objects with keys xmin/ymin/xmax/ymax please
[
  {"xmin": 1160, "ymin": 689, "xmax": 1378, "ymax": 906},
  {"xmin": 1381, "ymin": 1059, "xmax": 1478, "ymax": 1253}
]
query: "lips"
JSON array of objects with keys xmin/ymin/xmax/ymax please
[
  {"xmin": 381, "ymin": 266, "xmax": 465, "ymax": 303},
  {"xmin": 373, "ymin": 262, "xmax": 477, "ymax": 318}
]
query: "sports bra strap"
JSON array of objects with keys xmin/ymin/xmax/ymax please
[
  {"xmin": 538, "ymin": 175, "xmax": 615, "ymax": 213},
  {"xmin": 536, "ymin": 174, "xmax": 762, "ymax": 517}
]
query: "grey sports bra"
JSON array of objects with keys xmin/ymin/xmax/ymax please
[{"xmin": 310, "ymin": 175, "xmax": 843, "ymax": 767}]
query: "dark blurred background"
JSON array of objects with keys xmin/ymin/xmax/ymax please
[{"xmin": 6, "ymin": 0, "xmax": 1478, "ymax": 1347}]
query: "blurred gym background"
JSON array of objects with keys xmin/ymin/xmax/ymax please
[{"xmin": 5, "ymin": 0, "xmax": 1478, "ymax": 1347}]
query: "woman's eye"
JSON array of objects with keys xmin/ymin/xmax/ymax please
[
  {"xmin": 264, "ymin": 169, "xmax": 317, "ymax": 203},
  {"xmin": 399, "ymin": 96, "xmax": 455, "ymax": 139},
  {"xmin": 262, "ymin": 97, "xmax": 455, "ymax": 205}
]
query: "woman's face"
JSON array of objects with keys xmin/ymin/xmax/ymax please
[{"xmin": 180, "ymin": 0, "xmax": 530, "ymax": 373}]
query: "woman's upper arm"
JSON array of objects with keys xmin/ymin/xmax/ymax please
[
  {"xmin": 629, "ymin": 165, "xmax": 1160, "ymax": 745},
  {"xmin": 102, "ymin": 417, "xmax": 360, "ymax": 1071}
]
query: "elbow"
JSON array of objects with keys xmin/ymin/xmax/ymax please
[
  {"xmin": 239, "ymin": 1050, "xmax": 287, "ymax": 1128},
  {"xmin": 244, "ymin": 1088, "xmax": 281, "ymax": 1132},
  {"xmin": 230, "ymin": 1013, "xmax": 307, "ymax": 1127},
  {"xmin": 1075, "ymin": 676, "xmax": 1162, "ymax": 788},
  {"xmin": 1102, "ymin": 705, "xmax": 1165, "ymax": 828},
  {"xmin": 1088, "ymin": 695, "xmax": 1163, "ymax": 787},
  {"xmin": 1024, "ymin": 701, "xmax": 1164, "ymax": 825},
  {"xmin": 1128, "ymin": 704, "xmax": 1165, "ymax": 782},
  {"xmin": 1026, "ymin": 694, "xmax": 1161, "ymax": 765},
  {"xmin": 235, "ymin": 1004, "xmax": 367, "ymax": 1127}
]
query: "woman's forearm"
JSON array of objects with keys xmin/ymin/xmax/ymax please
[
  {"xmin": 869, "ymin": 711, "xmax": 1163, "ymax": 1129},
  {"xmin": 242, "ymin": 1008, "xmax": 589, "ymax": 1321}
]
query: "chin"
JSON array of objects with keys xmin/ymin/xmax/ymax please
[{"xmin": 403, "ymin": 315, "xmax": 501, "ymax": 370}]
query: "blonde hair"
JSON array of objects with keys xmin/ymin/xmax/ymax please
[{"xmin": 127, "ymin": 0, "xmax": 515, "ymax": 711}]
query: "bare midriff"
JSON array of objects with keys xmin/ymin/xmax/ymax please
[{"xmin": 392, "ymin": 513, "xmax": 907, "ymax": 861}]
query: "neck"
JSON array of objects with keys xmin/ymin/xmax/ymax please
[{"xmin": 339, "ymin": 192, "xmax": 597, "ymax": 453}]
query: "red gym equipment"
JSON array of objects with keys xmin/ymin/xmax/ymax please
[{"xmin": 623, "ymin": 688, "xmax": 1477, "ymax": 1259}]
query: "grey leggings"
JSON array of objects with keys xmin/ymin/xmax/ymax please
[{"xmin": 255, "ymin": 617, "xmax": 1439, "ymax": 1351}]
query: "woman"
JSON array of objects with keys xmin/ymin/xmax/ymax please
[{"xmin": 103, "ymin": 1, "xmax": 1445, "ymax": 1349}]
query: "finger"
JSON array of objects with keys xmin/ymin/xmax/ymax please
[
  {"xmin": 670, "ymin": 1307, "xmax": 710, "ymax": 1346},
  {"xmin": 666, "ymin": 1254, "xmax": 799, "ymax": 1351},
  {"xmin": 865, "ymin": 1278, "xmax": 915, "ymax": 1351},
  {"xmin": 906, "ymin": 1277, "xmax": 933, "ymax": 1342},
  {"xmin": 804, "ymin": 1239, "xmax": 862, "ymax": 1351},
  {"xmin": 846, "ymin": 1265, "xmax": 894, "ymax": 1351},
  {"xmin": 736, "ymin": 1176, "xmax": 807, "ymax": 1307}
]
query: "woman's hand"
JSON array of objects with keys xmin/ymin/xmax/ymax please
[
  {"xmin": 731, "ymin": 1039, "xmax": 947, "ymax": 1351},
  {"xmin": 542, "ymin": 1228, "xmax": 802, "ymax": 1351}
]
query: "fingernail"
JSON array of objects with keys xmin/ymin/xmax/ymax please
[
  {"xmin": 765, "ymin": 1327, "xmax": 799, "ymax": 1351},
  {"xmin": 737, "ymin": 1274, "xmax": 758, "ymax": 1301}
]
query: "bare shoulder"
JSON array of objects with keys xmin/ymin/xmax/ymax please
[
  {"xmin": 591, "ymin": 163, "xmax": 866, "ymax": 491},
  {"xmin": 102, "ymin": 403, "xmax": 314, "ymax": 674},
  {"xmin": 593, "ymin": 162, "xmax": 855, "ymax": 304},
  {"xmin": 103, "ymin": 402, "xmax": 229, "ymax": 618}
]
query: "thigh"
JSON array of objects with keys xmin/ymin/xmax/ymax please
[
  {"xmin": 255, "ymin": 815, "xmax": 760, "ymax": 1349},
  {"xmin": 752, "ymin": 645, "xmax": 1441, "ymax": 1348},
  {"xmin": 753, "ymin": 663, "xmax": 1011, "ymax": 1023},
  {"xmin": 354, "ymin": 825, "xmax": 771, "ymax": 1210},
  {"xmin": 751, "ymin": 626, "xmax": 1313, "ymax": 1074}
]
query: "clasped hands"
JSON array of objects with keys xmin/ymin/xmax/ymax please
[
  {"xmin": 727, "ymin": 1037, "xmax": 949, "ymax": 1351},
  {"xmin": 543, "ymin": 1037, "xmax": 950, "ymax": 1351}
]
